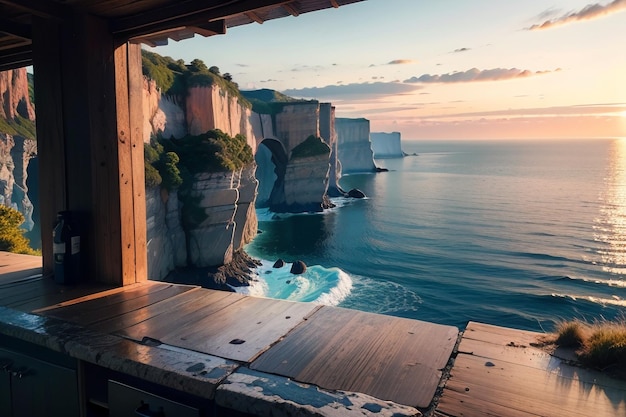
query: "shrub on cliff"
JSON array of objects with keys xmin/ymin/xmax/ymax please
[
  {"xmin": 290, "ymin": 135, "xmax": 330, "ymax": 159},
  {"xmin": 167, "ymin": 129, "xmax": 253, "ymax": 174},
  {"xmin": 144, "ymin": 141, "xmax": 183, "ymax": 190},
  {"xmin": 0, "ymin": 205, "xmax": 39, "ymax": 255}
]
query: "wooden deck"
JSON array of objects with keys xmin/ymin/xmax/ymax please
[
  {"xmin": 436, "ymin": 321, "xmax": 626, "ymax": 416},
  {"xmin": 3, "ymin": 252, "xmax": 626, "ymax": 415}
]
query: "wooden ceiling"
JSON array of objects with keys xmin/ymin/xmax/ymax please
[{"xmin": 0, "ymin": 0, "xmax": 364, "ymax": 71}]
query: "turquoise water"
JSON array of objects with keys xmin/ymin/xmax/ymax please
[{"xmin": 243, "ymin": 139, "xmax": 626, "ymax": 331}]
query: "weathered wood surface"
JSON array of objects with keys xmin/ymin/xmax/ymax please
[
  {"xmin": 436, "ymin": 321, "xmax": 626, "ymax": 417},
  {"xmin": 0, "ymin": 276, "xmax": 114, "ymax": 313},
  {"xmin": 0, "ymin": 252, "xmax": 42, "ymax": 283},
  {"xmin": 251, "ymin": 305, "xmax": 458, "ymax": 408},
  {"xmin": 119, "ymin": 293, "xmax": 321, "ymax": 362},
  {"xmin": 41, "ymin": 281, "xmax": 197, "ymax": 326}
]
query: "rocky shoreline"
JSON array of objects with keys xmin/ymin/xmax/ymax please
[{"xmin": 160, "ymin": 250, "xmax": 261, "ymax": 291}]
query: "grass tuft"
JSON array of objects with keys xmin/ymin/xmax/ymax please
[
  {"xmin": 553, "ymin": 318, "xmax": 626, "ymax": 374},
  {"xmin": 554, "ymin": 319, "xmax": 589, "ymax": 348}
]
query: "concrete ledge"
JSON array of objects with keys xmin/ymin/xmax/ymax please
[{"xmin": 216, "ymin": 367, "xmax": 421, "ymax": 417}]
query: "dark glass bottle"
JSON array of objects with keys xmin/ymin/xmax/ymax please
[{"xmin": 52, "ymin": 211, "xmax": 80, "ymax": 284}]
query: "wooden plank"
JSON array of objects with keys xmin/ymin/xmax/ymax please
[
  {"xmin": 32, "ymin": 283, "xmax": 145, "ymax": 312},
  {"xmin": 165, "ymin": 296, "xmax": 321, "ymax": 363},
  {"xmin": 251, "ymin": 306, "xmax": 458, "ymax": 408},
  {"xmin": 438, "ymin": 353, "xmax": 626, "ymax": 417},
  {"xmin": 88, "ymin": 287, "xmax": 207, "ymax": 334},
  {"xmin": 0, "ymin": 279, "xmax": 116, "ymax": 313},
  {"xmin": 127, "ymin": 41, "xmax": 147, "ymax": 283},
  {"xmin": 118, "ymin": 290, "xmax": 243, "ymax": 341},
  {"xmin": 40, "ymin": 282, "xmax": 195, "ymax": 326},
  {"xmin": 462, "ymin": 321, "xmax": 548, "ymax": 347}
]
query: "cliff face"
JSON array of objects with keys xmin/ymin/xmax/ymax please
[
  {"xmin": 0, "ymin": 133, "xmax": 36, "ymax": 231},
  {"xmin": 0, "ymin": 68, "xmax": 36, "ymax": 232},
  {"xmin": 145, "ymin": 164, "xmax": 258, "ymax": 273},
  {"xmin": 336, "ymin": 118, "xmax": 376, "ymax": 174},
  {"xmin": 282, "ymin": 153, "xmax": 331, "ymax": 212},
  {"xmin": 0, "ymin": 69, "xmax": 34, "ymax": 121},
  {"xmin": 370, "ymin": 132, "xmax": 404, "ymax": 158}
]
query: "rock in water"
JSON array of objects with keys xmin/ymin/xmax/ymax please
[
  {"xmin": 273, "ymin": 258, "xmax": 285, "ymax": 268},
  {"xmin": 290, "ymin": 260, "xmax": 307, "ymax": 274},
  {"xmin": 348, "ymin": 188, "xmax": 366, "ymax": 198}
]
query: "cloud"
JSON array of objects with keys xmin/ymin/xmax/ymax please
[
  {"xmin": 452, "ymin": 47, "xmax": 471, "ymax": 53},
  {"xmin": 423, "ymin": 102, "xmax": 626, "ymax": 119},
  {"xmin": 403, "ymin": 68, "xmax": 556, "ymax": 84},
  {"xmin": 387, "ymin": 59, "xmax": 414, "ymax": 65},
  {"xmin": 527, "ymin": 0, "xmax": 626, "ymax": 30},
  {"xmin": 282, "ymin": 82, "xmax": 421, "ymax": 100}
]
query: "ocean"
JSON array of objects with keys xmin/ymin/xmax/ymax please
[{"xmin": 243, "ymin": 139, "xmax": 626, "ymax": 332}]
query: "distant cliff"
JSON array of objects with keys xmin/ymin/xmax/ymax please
[
  {"xmin": 370, "ymin": 132, "xmax": 404, "ymax": 158},
  {"xmin": 336, "ymin": 118, "xmax": 376, "ymax": 174}
]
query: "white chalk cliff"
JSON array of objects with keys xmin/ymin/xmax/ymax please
[
  {"xmin": 370, "ymin": 132, "xmax": 404, "ymax": 158},
  {"xmin": 336, "ymin": 118, "xmax": 376, "ymax": 174}
]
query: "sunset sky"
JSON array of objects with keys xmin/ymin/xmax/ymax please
[{"xmin": 148, "ymin": 0, "xmax": 626, "ymax": 140}]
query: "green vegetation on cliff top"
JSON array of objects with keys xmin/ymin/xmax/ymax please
[
  {"xmin": 241, "ymin": 88, "xmax": 314, "ymax": 115},
  {"xmin": 142, "ymin": 50, "xmax": 250, "ymax": 108},
  {"xmin": 291, "ymin": 135, "xmax": 330, "ymax": 159}
]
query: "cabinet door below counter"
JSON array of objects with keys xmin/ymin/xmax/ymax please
[{"xmin": 0, "ymin": 348, "xmax": 80, "ymax": 417}]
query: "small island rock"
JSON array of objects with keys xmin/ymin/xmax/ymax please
[
  {"xmin": 290, "ymin": 260, "xmax": 307, "ymax": 274},
  {"xmin": 273, "ymin": 259, "xmax": 285, "ymax": 268},
  {"xmin": 348, "ymin": 188, "xmax": 366, "ymax": 199}
]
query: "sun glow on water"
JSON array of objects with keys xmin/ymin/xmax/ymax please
[{"xmin": 594, "ymin": 139, "xmax": 626, "ymax": 279}]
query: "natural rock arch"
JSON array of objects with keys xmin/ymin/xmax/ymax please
[{"xmin": 255, "ymin": 138, "xmax": 288, "ymax": 209}]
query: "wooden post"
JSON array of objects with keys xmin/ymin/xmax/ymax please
[
  {"xmin": 31, "ymin": 17, "xmax": 66, "ymax": 277},
  {"xmin": 31, "ymin": 13, "xmax": 146, "ymax": 286},
  {"xmin": 113, "ymin": 41, "xmax": 147, "ymax": 285}
]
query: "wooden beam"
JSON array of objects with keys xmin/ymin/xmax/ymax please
[
  {"xmin": 111, "ymin": 0, "xmax": 237, "ymax": 36},
  {"xmin": 0, "ymin": 0, "xmax": 67, "ymax": 20},
  {"xmin": 245, "ymin": 11, "xmax": 264, "ymax": 24},
  {"xmin": 0, "ymin": 53, "xmax": 31, "ymax": 71},
  {"xmin": 0, "ymin": 38, "xmax": 31, "ymax": 52},
  {"xmin": 282, "ymin": 3, "xmax": 299, "ymax": 17},
  {"xmin": 31, "ymin": 16, "xmax": 66, "ymax": 276},
  {"xmin": 111, "ymin": 0, "xmax": 290, "ymax": 37},
  {"xmin": 0, "ymin": 17, "xmax": 32, "ymax": 40},
  {"xmin": 129, "ymin": 20, "xmax": 225, "ymax": 45},
  {"xmin": 192, "ymin": 20, "xmax": 227, "ymax": 37}
]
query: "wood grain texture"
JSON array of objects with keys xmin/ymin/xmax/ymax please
[
  {"xmin": 250, "ymin": 306, "xmax": 458, "ymax": 408},
  {"xmin": 88, "ymin": 286, "xmax": 207, "ymax": 334},
  {"xmin": 120, "ymin": 293, "xmax": 320, "ymax": 363},
  {"xmin": 437, "ymin": 321, "xmax": 626, "ymax": 417},
  {"xmin": 118, "ymin": 289, "xmax": 243, "ymax": 342},
  {"xmin": 41, "ymin": 281, "xmax": 196, "ymax": 326},
  {"xmin": 30, "ymin": 17, "xmax": 67, "ymax": 277},
  {"xmin": 0, "ymin": 277, "xmax": 115, "ymax": 313}
]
